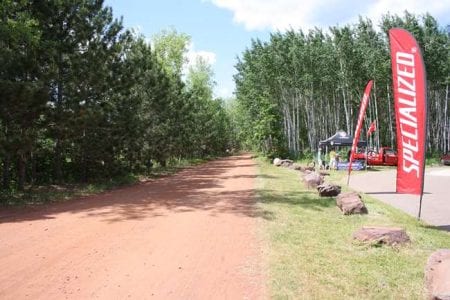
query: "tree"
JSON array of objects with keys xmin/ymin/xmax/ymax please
[
  {"xmin": 233, "ymin": 12, "xmax": 450, "ymax": 158},
  {"xmin": 185, "ymin": 57, "xmax": 230, "ymax": 156},
  {"xmin": 0, "ymin": 0, "xmax": 47, "ymax": 190},
  {"xmin": 31, "ymin": 0, "xmax": 125, "ymax": 182},
  {"xmin": 152, "ymin": 27, "xmax": 190, "ymax": 77}
]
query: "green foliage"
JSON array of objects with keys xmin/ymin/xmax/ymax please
[
  {"xmin": 152, "ymin": 27, "xmax": 191, "ymax": 77},
  {"xmin": 234, "ymin": 12, "xmax": 450, "ymax": 158},
  {"xmin": 0, "ymin": 2, "xmax": 233, "ymax": 196}
]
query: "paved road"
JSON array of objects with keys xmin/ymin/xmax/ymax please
[
  {"xmin": 0, "ymin": 155, "xmax": 264, "ymax": 299},
  {"xmin": 349, "ymin": 167, "xmax": 450, "ymax": 231}
]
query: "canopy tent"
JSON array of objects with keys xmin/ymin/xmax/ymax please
[
  {"xmin": 317, "ymin": 131, "xmax": 367, "ymax": 169},
  {"xmin": 319, "ymin": 130, "xmax": 366, "ymax": 148}
]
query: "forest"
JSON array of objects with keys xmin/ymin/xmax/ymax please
[
  {"xmin": 1, "ymin": 0, "xmax": 232, "ymax": 191},
  {"xmin": 233, "ymin": 12, "xmax": 449, "ymax": 159},
  {"xmin": 1, "ymin": 1, "xmax": 449, "ymax": 192}
]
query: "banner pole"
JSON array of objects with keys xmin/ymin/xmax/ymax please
[
  {"xmin": 365, "ymin": 146, "xmax": 368, "ymax": 171},
  {"xmin": 418, "ymin": 193, "xmax": 424, "ymax": 220}
]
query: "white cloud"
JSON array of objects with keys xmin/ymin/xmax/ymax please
[
  {"xmin": 186, "ymin": 42, "xmax": 217, "ymax": 69},
  {"xmin": 208, "ymin": 0, "xmax": 450, "ymax": 31},
  {"xmin": 365, "ymin": 1, "xmax": 450, "ymax": 26},
  {"xmin": 181, "ymin": 42, "xmax": 217, "ymax": 81}
]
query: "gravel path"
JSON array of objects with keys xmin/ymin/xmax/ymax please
[
  {"xmin": 349, "ymin": 167, "xmax": 450, "ymax": 231},
  {"xmin": 0, "ymin": 154, "xmax": 264, "ymax": 299}
]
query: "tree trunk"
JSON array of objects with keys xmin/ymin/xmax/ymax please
[
  {"xmin": 2, "ymin": 153, "xmax": 11, "ymax": 190},
  {"xmin": 82, "ymin": 129, "xmax": 88, "ymax": 183},
  {"xmin": 54, "ymin": 51, "xmax": 64, "ymax": 184},
  {"xmin": 54, "ymin": 138, "xmax": 63, "ymax": 183},
  {"xmin": 31, "ymin": 151, "xmax": 37, "ymax": 186},
  {"xmin": 342, "ymin": 87, "xmax": 350, "ymax": 133},
  {"xmin": 17, "ymin": 153, "xmax": 26, "ymax": 191},
  {"xmin": 444, "ymin": 84, "xmax": 449, "ymax": 153}
]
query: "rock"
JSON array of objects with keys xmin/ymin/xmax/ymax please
[
  {"xmin": 425, "ymin": 249, "xmax": 450, "ymax": 300},
  {"xmin": 280, "ymin": 159, "xmax": 294, "ymax": 167},
  {"xmin": 290, "ymin": 163, "xmax": 303, "ymax": 171},
  {"xmin": 353, "ymin": 226, "xmax": 410, "ymax": 246},
  {"xmin": 336, "ymin": 192, "xmax": 368, "ymax": 215},
  {"xmin": 317, "ymin": 183, "xmax": 341, "ymax": 197},
  {"xmin": 273, "ymin": 158, "xmax": 282, "ymax": 166},
  {"xmin": 273, "ymin": 158, "xmax": 293, "ymax": 167},
  {"xmin": 303, "ymin": 172, "xmax": 324, "ymax": 189}
]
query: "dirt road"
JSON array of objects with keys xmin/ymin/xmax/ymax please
[{"xmin": 0, "ymin": 155, "xmax": 264, "ymax": 299}]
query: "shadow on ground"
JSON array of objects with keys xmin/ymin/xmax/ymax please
[
  {"xmin": 0, "ymin": 156, "xmax": 274, "ymax": 224},
  {"xmin": 421, "ymin": 224, "xmax": 450, "ymax": 232},
  {"xmin": 258, "ymin": 188, "xmax": 336, "ymax": 212}
]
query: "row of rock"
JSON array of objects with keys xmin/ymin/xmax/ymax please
[
  {"xmin": 273, "ymin": 157, "xmax": 449, "ymax": 298},
  {"xmin": 276, "ymin": 158, "xmax": 410, "ymax": 246},
  {"xmin": 273, "ymin": 158, "xmax": 369, "ymax": 215},
  {"xmin": 273, "ymin": 158, "xmax": 315, "ymax": 172}
]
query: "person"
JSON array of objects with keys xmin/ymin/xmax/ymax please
[{"xmin": 329, "ymin": 149, "xmax": 337, "ymax": 169}]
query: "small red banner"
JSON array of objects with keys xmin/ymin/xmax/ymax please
[
  {"xmin": 367, "ymin": 120, "xmax": 376, "ymax": 137},
  {"xmin": 348, "ymin": 80, "xmax": 373, "ymax": 177}
]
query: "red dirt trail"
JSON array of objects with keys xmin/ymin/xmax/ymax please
[{"xmin": 0, "ymin": 154, "xmax": 264, "ymax": 299}]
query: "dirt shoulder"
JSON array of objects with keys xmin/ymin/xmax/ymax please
[{"xmin": 0, "ymin": 154, "xmax": 264, "ymax": 299}]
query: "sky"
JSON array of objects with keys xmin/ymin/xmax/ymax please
[{"xmin": 104, "ymin": 0, "xmax": 450, "ymax": 99}]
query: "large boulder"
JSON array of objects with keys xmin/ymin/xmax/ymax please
[
  {"xmin": 353, "ymin": 226, "xmax": 410, "ymax": 246},
  {"xmin": 425, "ymin": 249, "xmax": 450, "ymax": 300},
  {"xmin": 336, "ymin": 192, "xmax": 368, "ymax": 215},
  {"xmin": 317, "ymin": 183, "xmax": 341, "ymax": 197},
  {"xmin": 302, "ymin": 172, "xmax": 324, "ymax": 189},
  {"xmin": 273, "ymin": 158, "xmax": 282, "ymax": 166}
]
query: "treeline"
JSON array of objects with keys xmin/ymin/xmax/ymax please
[
  {"xmin": 0, "ymin": 0, "xmax": 231, "ymax": 191},
  {"xmin": 234, "ymin": 12, "xmax": 449, "ymax": 158}
]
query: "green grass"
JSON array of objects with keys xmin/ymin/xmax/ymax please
[{"xmin": 256, "ymin": 159, "xmax": 450, "ymax": 299}]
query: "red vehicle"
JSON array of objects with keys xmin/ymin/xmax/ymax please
[
  {"xmin": 441, "ymin": 153, "xmax": 450, "ymax": 165},
  {"xmin": 353, "ymin": 147, "xmax": 398, "ymax": 166}
]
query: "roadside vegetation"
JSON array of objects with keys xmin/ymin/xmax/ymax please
[
  {"xmin": 256, "ymin": 158, "xmax": 450, "ymax": 299},
  {"xmin": 1, "ymin": 3, "xmax": 448, "ymax": 211},
  {"xmin": 1, "ymin": 1, "xmax": 236, "ymax": 200},
  {"xmin": 234, "ymin": 12, "xmax": 449, "ymax": 159},
  {"xmin": 0, "ymin": 157, "xmax": 208, "ymax": 207}
]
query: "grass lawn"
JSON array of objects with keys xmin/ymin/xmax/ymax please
[{"xmin": 256, "ymin": 158, "xmax": 450, "ymax": 299}]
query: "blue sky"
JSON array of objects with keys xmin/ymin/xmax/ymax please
[{"xmin": 104, "ymin": 0, "xmax": 450, "ymax": 99}]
